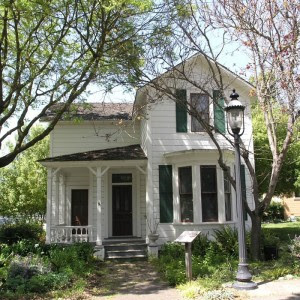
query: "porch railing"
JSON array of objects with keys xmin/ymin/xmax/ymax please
[{"xmin": 50, "ymin": 225, "xmax": 95, "ymax": 244}]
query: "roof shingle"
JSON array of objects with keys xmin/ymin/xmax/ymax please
[{"xmin": 39, "ymin": 144, "xmax": 147, "ymax": 162}]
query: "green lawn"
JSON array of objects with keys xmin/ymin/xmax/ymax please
[{"xmin": 263, "ymin": 222, "xmax": 300, "ymax": 242}]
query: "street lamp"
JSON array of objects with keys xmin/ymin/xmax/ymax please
[{"xmin": 225, "ymin": 89, "xmax": 257, "ymax": 290}]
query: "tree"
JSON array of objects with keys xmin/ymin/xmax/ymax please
[
  {"xmin": 140, "ymin": 0, "xmax": 299, "ymax": 259},
  {"xmin": 0, "ymin": 126, "xmax": 49, "ymax": 221},
  {"xmin": 0, "ymin": 0, "xmax": 156, "ymax": 168},
  {"xmin": 253, "ymin": 102, "xmax": 300, "ymax": 196}
]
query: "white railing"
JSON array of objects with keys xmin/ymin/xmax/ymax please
[{"xmin": 50, "ymin": 225, "xmax": 95, "ymax": 244}]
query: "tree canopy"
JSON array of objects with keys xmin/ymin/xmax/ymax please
[
  {"xmin": 0, "ymin": 125, "xmax": 49, "ymax": 221},
  {"xmin": 0, "ymin": 0, "xmax": 156, "ymax": 168}
]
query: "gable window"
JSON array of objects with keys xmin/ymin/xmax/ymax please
[
  {"xmin": 191, "ymin": 93, "xmax": 209, "ymax": 132},
  {"xmin": 178, "ymin": 166, "xmax": 193, "ymax": 222},
  {"xmin": 201, "ymin": 166, "xmax": 218, "ymax": 222},
  {"xmin": 224, "ymin": 169, "xmax": 232, "ymax": 221}
]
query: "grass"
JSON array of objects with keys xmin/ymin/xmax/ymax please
[{"xmin": 262, "ymin": 221, "xmax": 300, "ymax": 241}]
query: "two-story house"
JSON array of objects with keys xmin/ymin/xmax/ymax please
[{"xmin": 39, "ymin": 55, "xmax": 255, "ymax": 258}]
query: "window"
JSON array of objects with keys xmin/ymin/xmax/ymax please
[
  {"xmin": 191, "ymin": 93, "xmax": 209, "ymax": 132},
  {"xmin": 179, "ymin": 167, "xmax": 193, "ymax": 222},
  {"xmin": 112, "ymin": 174, "xmax": 132, "ymax": 183},
  {"xmin": 224, "ymin": 169, "xmax": 232, "ymax": 221},
  {"xmin": 201, "ymin": 166, "xmax": 218, "ymax": 222},
  {"xmin": 159, "ymin": 165, "xmax": 173, "ymax": 223}
]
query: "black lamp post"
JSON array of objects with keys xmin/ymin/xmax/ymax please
[{"xmin": 225, "ymin": 89, "xmax": 257, "ymax": 290}]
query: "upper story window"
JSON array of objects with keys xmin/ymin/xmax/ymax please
[
  {"xmin": 175, "ymin": 89, "xmax": 225, "ymax": 134},
  {"xmin": 190, "ymin": 93, "xmax": 209, "ymax": 132}
]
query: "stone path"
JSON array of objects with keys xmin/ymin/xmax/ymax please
[
  {"xmin": 85, "ymin": 260, "xmax": 183, "ymax": 300},
  {"xmin": 244, "ymin": 278, "xmax": 300, "ymax": 300}
]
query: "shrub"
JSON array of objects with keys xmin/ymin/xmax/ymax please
[
  {"xmin": 5, "ymin": 254, "xmax": 50, "ymax": 291},
  {"xmin": 192, "ymin": 234, "xmax": 210, "ymax": 257},
  {"xmin": 263, "ymin": 201, "xmax": 285, "ymax": 222},
  {"xmin": 0, "ymin": 222, "xmax": 44, "ymax": 244},
  {"xmin": 289, "ymin": 235, "xmax": 300, "ymax": 259},
  {"xmin": 213, "ymin": 226, "xmax": 239, "ymax": 258},
  {"xmin": 203, "ymin": 289, "xmax": 235, "ymax": 300},
  {"xmin": 49, "ymin": 243, "xmax": 94, "ymax": 273}
]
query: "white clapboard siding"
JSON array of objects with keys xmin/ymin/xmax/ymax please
[
  {"xmin": 51, "ymin": 121, "xmax": 140, "ymax": 157},
  {"xmin": 139, "ymin": 84, "xmax": 255, "ymax": 243}
]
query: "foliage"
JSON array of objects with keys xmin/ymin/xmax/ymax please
[
  {"xmin": 252, "ymin": 104, "xmax": 300, "ymax": 196},
  {"xmin": 289, "ymin": 236, "xmax": 300, "ymax": 259},
  {"xmin": 49, "ymin": 243, "xmax": 94, "ymax": 273},
  {"xmin": 213, "ymin": 226, "xmax": 239, "ymax": 258},
  {"xmin": 262, "ymin": 201, "xmax": 285, "ymax": 222},
  {"xmin": 0, "ymin": 126, "xmax": 49, "ymax": 221},
  {"xmin": 203, "ymin": 289, "xmax": 235, "ymax": 300},
  {"xmin": 0, "ymin": 222, "xmax": 44, "ymax": 245},
  {"xmin": 263, "ymin": 222, "xmax": 300, "ymax": 242},
  {"xmin": 0, "ymin": 242, "xmax": 95, "ymax": 296},
  {"xmin": 192, "ymin": 234, "xmax": 210, "ymax": 257},
  {"xmin": 0, "ymin": 0, "xmax": 156, "ymax": 169}
]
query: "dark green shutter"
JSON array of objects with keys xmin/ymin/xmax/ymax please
[
  {"xmin": 240, "ymin": 165, "xmax": 248, "ymax": 220},
  {"xmin": 175, "ymin": 89, "xmax": 187, "ymax": 132},
  {"xmin": 213, "ymin": 90, "xmax": 225, "ymax": 134},
  {"xmin": 159, "ymin": 165, "xmax": 173, "ymax": 223}
]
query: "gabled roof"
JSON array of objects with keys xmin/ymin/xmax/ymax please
[
  {"xmin": 40, "ymin": 103, "xmax": 133, "ymax": 122},
  {"xmin": 135, "ymin": 52, "xmax": 254, "ymax": 105},
  {"xmin": 38, "ymin": 144, "xmax": 147, "ymax": 163}
]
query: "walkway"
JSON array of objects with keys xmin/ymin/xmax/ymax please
[{"xmin": 85, "ymin": 260, "xmax": 183, "ymax": 300}]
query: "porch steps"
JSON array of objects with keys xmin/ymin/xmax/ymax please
[{"xmin": 103, "ymin": 238, "xmax": 147, "ymax": 260}]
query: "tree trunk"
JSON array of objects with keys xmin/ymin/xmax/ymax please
[{"xmin": 250, "ymin": 213, "xmax": 262, "ymax": 261}]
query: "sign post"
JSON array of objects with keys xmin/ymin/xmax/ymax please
[{"xmin": 175, "ymin": 231, "xmax": 201, "ymax": 281}]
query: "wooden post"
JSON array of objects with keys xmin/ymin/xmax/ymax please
[
  {"xmin": 96, "ymin": 167, "xmax": 102, "ymax": 246},
  {"xmin": 185, "ymin": 243, "xmax": 192, "ymax": 281}
]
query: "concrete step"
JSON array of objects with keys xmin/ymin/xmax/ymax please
[
  {"xmin": 103, "ymin": 238, "xmax": 147, "ymax": 260},
  {"xmin": 105, "ymin": 243, "xmax": 147, "ymax": 251}
]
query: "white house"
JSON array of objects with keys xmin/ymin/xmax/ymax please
[{"xmin": 39, "ymin": 55, "xmax": 255, "ymax": 258}]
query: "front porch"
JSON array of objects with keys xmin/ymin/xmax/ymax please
[{"xmin": 39, "ymin": 145, "xmax": 148, "ymax": 246}]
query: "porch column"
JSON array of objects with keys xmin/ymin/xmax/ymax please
[
  {"xmin": 52, "ymin": 172, "xmax": 59, "ymax": 226},
  {"xmin": 59, "ymin": 174, "xmax": 66, "ymax": 224},
  {"xmin": 46, "ymin": 168, "xmax": 52, "ymax": 244},
  {"xmin": 96, "ymin": 167, "xmax": 102, "ymax": 245}
]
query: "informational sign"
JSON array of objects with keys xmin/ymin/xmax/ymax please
[
  {"xmin": 175, "ymin": 231, "xmax": 201, "ymax": 244},
  {"xmin": 175, "ymin": 231, "xmax": 201, "ymax": 281}
]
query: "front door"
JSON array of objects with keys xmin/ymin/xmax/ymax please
[
  {"xmin": 71, "ymin": 189, "xmax": 88, "ymax": 226},
  {"xmin": 112, "ymin": 185, "xmax": 132, "ymax": 236}
]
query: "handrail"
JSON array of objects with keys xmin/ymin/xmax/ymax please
[{"xmin": 50, "ymin": 225, "xmax": 96, "ymax": 244}]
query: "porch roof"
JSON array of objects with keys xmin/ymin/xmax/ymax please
[{"xmin": 39, "ymin": 144, "xmax": 147, "ymax": 163}]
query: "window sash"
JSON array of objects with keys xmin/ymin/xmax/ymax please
[
  {"xmin": 179, "ymin": 166, "xmax": 193, "ymax": 222},
  {"xmin": 201, "ymin": 166, "xmax": 218, "ymax": 222},
  {"xmin": 190, "ymin": 93, "xmax": 209, "ymax": 132}
]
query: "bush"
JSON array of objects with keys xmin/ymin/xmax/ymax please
[
  {"xmin": 192, "ymin": 234, "xmax": 210, "ymax": 257},
  {"xmin": 49, "ymin": 243, "xmax": 94, "ymax": 273},
  {"xmin": 0, "ymin": 222, "xmax": 44, "ymax": 244},
  {"xmin": 263, "ymin": 201, "xmax": 285, "ymax": 222},
  {"xmin": 289, "ymin": 235, "xmax": 300, "ymax": 259},
  {"xmin": 213, "ymin": 226, "xmax": 239, "ymax": 258}
]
